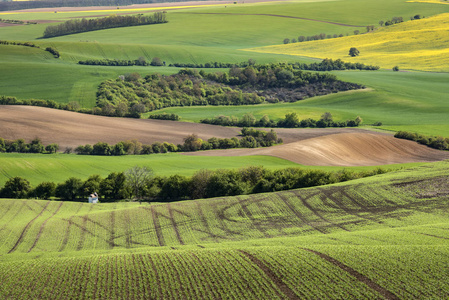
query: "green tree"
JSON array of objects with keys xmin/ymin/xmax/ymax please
[
  {"xmin": 283, "ymin": 38, "xmax": 290, "ymax": 44},
  {"xmin": 100, "ymin": 172, "xmax": 129, "ymax": 201},
  {"xmin": 82, "ymin": 174, "xmax": 102, "ymax": 197},
  {"xmin": 125, "ymin": 166, "xmax": 154, "ymax": 203},
  {"xmin": 393, "ymin": 66, "xmax": 400, "ymax": 71},
  {"xmin": 1, "ymin": 177, "xmax": 31, "ymax": 198},
  {"xmin": 32, "ymin": 182, "xmax": 56, "ymax": 199},
  {"xmin": 150, "ymin": 57, "xmax": 164, "ymax": 66},
  {"xmin": 183, "ymin": 134, "xmax": 203, "ymax": 151},
  {"xmin": 349, "ymin": 47, "xmax": 360, "ymax": 57},
  {"xmin": 56, "ymin": 177, "xmax": 83, "ymax": 201}
]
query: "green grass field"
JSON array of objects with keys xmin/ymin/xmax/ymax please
[
  {"xmin": 0, "ymin": 152, "xmax": 425, "ymax": 186},
  {"xmin": 1, "ymin": 160, "xmax": 448, "ymax": 298}
]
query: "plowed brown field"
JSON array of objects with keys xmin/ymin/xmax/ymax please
[{"xmin": 1, "ymin": 105, "xmax": 448, "ymax": 166}]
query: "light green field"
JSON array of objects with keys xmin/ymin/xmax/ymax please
[
  {"xmin": 1, "ymin": 160, "xmax": 448, "ymax": 298},
  {"xmin": 0, "ymin": 152, "xmax": 425, "ymax": 186}
]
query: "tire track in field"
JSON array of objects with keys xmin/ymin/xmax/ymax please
[
  {"xmin": 321, "ymin": 188, "xmax": 381, "ymax": 225},
  {"xmin": 8, "ymin": 201, "xmax": 50, "ymax": 254},
  {"xmin": 108, "ymin": 211, "xmax": 116, "ymax": 249},
  {"xmin": 301, "ymin": 248, "xmax": 399, "ymax": 300},
  {"xmin": 181, "ymin": 12, "xmax": 366, "ymax": 27},
  {"xmin": 0, "ymin": 200, "xmax": 26, "ymax": 233},
  {"xmin": 238, "ymin": 250, "xmax": 300, "ymax": 300},
  {"xmin": 0, "ymin": 200, "xmax": 15, "ymax": 221},
  {"xmin": 151, "ymin": 206, "xmax": 165, "ymax": 247},
  {"xmin": 240, "ymin": 199, "xmax": 272, "ymax": 238},
  {"xmin": 168, "ymin": 203, "xmax": 184, "ymax": 245},
  {"xmin": 59, "ymin": 203, "xmax": 85, "ymax": 252},
  {"xmin": 27, "ymin": 202, "xmax": 64, "ymax": 253},
  {"xmin": 291, "ymin": 190, "xmax": 350, "ymax": 232},
  {"xmin": 278, "ymin": 193, "xmax": 327, "ymax": 234},
  {"xmin": 195, "ymin": 202, "xmax": 221, "ymax": 242}
]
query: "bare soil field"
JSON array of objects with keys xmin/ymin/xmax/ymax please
[
  {"xmin": 186, "ymin": 132, "xmax": 449, "ymax": 166},
  {"xmin": 1, "ymin": 105, "xmax": 448, "ymax": 166}
]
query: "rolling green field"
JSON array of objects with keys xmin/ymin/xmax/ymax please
[
  {"xmin": 1, "ymin": 160, "xmax": 448, "ymax": 298},
  {"xmin": 0, "ymin": 152, "xmax": 425, "ymax": 186},
  {"xmin": 2, "ymin": 0, "xmax": 449, "ymax": 297}
]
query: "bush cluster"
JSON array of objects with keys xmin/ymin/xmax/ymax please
[
  {"xmin": 0, "ymin": 166, "xmax": 388, "ymax": 201},
  {"xmin": 283, "ymin": 32, "xmax": 349, "ymax": 44},
  {"xmin": 43, "ymin": 12, "xmax": 167, "ymax": 38},
  {"xmin": 201, "ymin": 112, "xmax": 363, "ymax": 128},
  {"xmin": 394, "ymin": 131, "xmax": 449, "ymax": 151},
  {"xmin": 74, "ymin": 130, "xmax": 281, "ymax": 156},
  {"xmin": 0, "ymin": 137, "xmax": 59, "ymax": 154},
  {"xmin": 290, "ymin": 59, "xmax": 379, "ymax": 71},
  {"xmin": 0, "ymin": 40, "xmax": 39, "ymax": 48},
  {"xmin": 148, "ymin": 113, "xmax": 180, "ymax": 121}
]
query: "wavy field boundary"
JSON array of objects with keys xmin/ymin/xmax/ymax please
[{"xmin": 245, "ymin": 13, "xmax": 449, "ymax": 71}]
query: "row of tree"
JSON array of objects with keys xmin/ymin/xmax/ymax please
[
  {"xmin": 379, "ymin": 16, "xmax": 404, "ymax": 27},
  {"xmin": 0, "ymin": 18, "xmax": 36, "ymax": 25},
  {"xmin": 394, "ymin": 131, "xmax": 449, "ymax": 151},
  {"xmin": 290, "ymin": 59, "xmax": 379, "ymax": 71},
  {"xmin": 79, "ymin": 57, "xmax": 165, "ymax": 67},
  {"xmin": 200, "ymin": 112, "xmax": 363, "ymax": 128},
  {"xmin": 169, "ymin": 59, "xmax": 256, "ymax": 69},
  {"xmin": 74, "ymin": 130, "xmax": 281, "ymax": 156},
  {"xmin": 0, "ymin": 137, "xmax": 59, "ymax": 154},
  {"xmin": 148, "ymin": 113, "xmax": 180, "ymax": 121},
  {"xmin": 0, "ymin": 165, "xmax": 388, "ymax": 201},
  {"xmin": 283, "ymin": 31, "xmax": 352, "ymax": 44},
  {"xmin": 43, "ymin": 12, "xmax": 167, "ymax": 38}
]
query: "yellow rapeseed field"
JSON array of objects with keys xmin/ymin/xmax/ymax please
[
  {"xmin": 407, "ymin": 0, "xmax": 449, "ymax": 5},
  {"xmin": 245, "ymin": 13, "xmax": 449, "ymax": 71}
]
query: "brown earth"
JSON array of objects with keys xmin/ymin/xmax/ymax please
[
  {"xmin": 186, "ymin": 131, "xmax": 449, "ymax": 166},
  {"xmin": 1, "ymin": 105, "xmax": 448, "ymax": 166}
]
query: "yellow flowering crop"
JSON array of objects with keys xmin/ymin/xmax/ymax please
[{"xmin": 244, "ymin": 13, "xmax": 449, "ymax": 71}]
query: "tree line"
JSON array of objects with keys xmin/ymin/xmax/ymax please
[
  {"xmin": 0, "ymin": 165, "xmax": 388, "ymax": 201},
  {"xmin": 79, "ymin": 56, "xmax": 164, "ymax": 67},
  {"xmin": 0, "ymin": 137, "xmax": 59, "ymax": 154},
  {"xmin": 394, "ymin": 131, "xmax": 449, "ymax": 151},
  {"xmin": 42, "ymin": 12, "xmax": 167, "ymax": 38},
  {"xmin": 74, "ymin": 130, "xmax": 281, "ymax": 155},
  {"xmin": 290, "ymin": 59, "xmax": 379, "ymax": 71},
  {"xmin": 201, "ymin": 112, "xmax": 363, "ymax": 128}
]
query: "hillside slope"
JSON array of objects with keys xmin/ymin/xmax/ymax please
[
  {"xmin": 0, "ymin": 161, "xmax": 449, "ymax": 298},
  {"xmin": 246, "ymin": 13, "xmax": 449, "ymax": 71}
]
